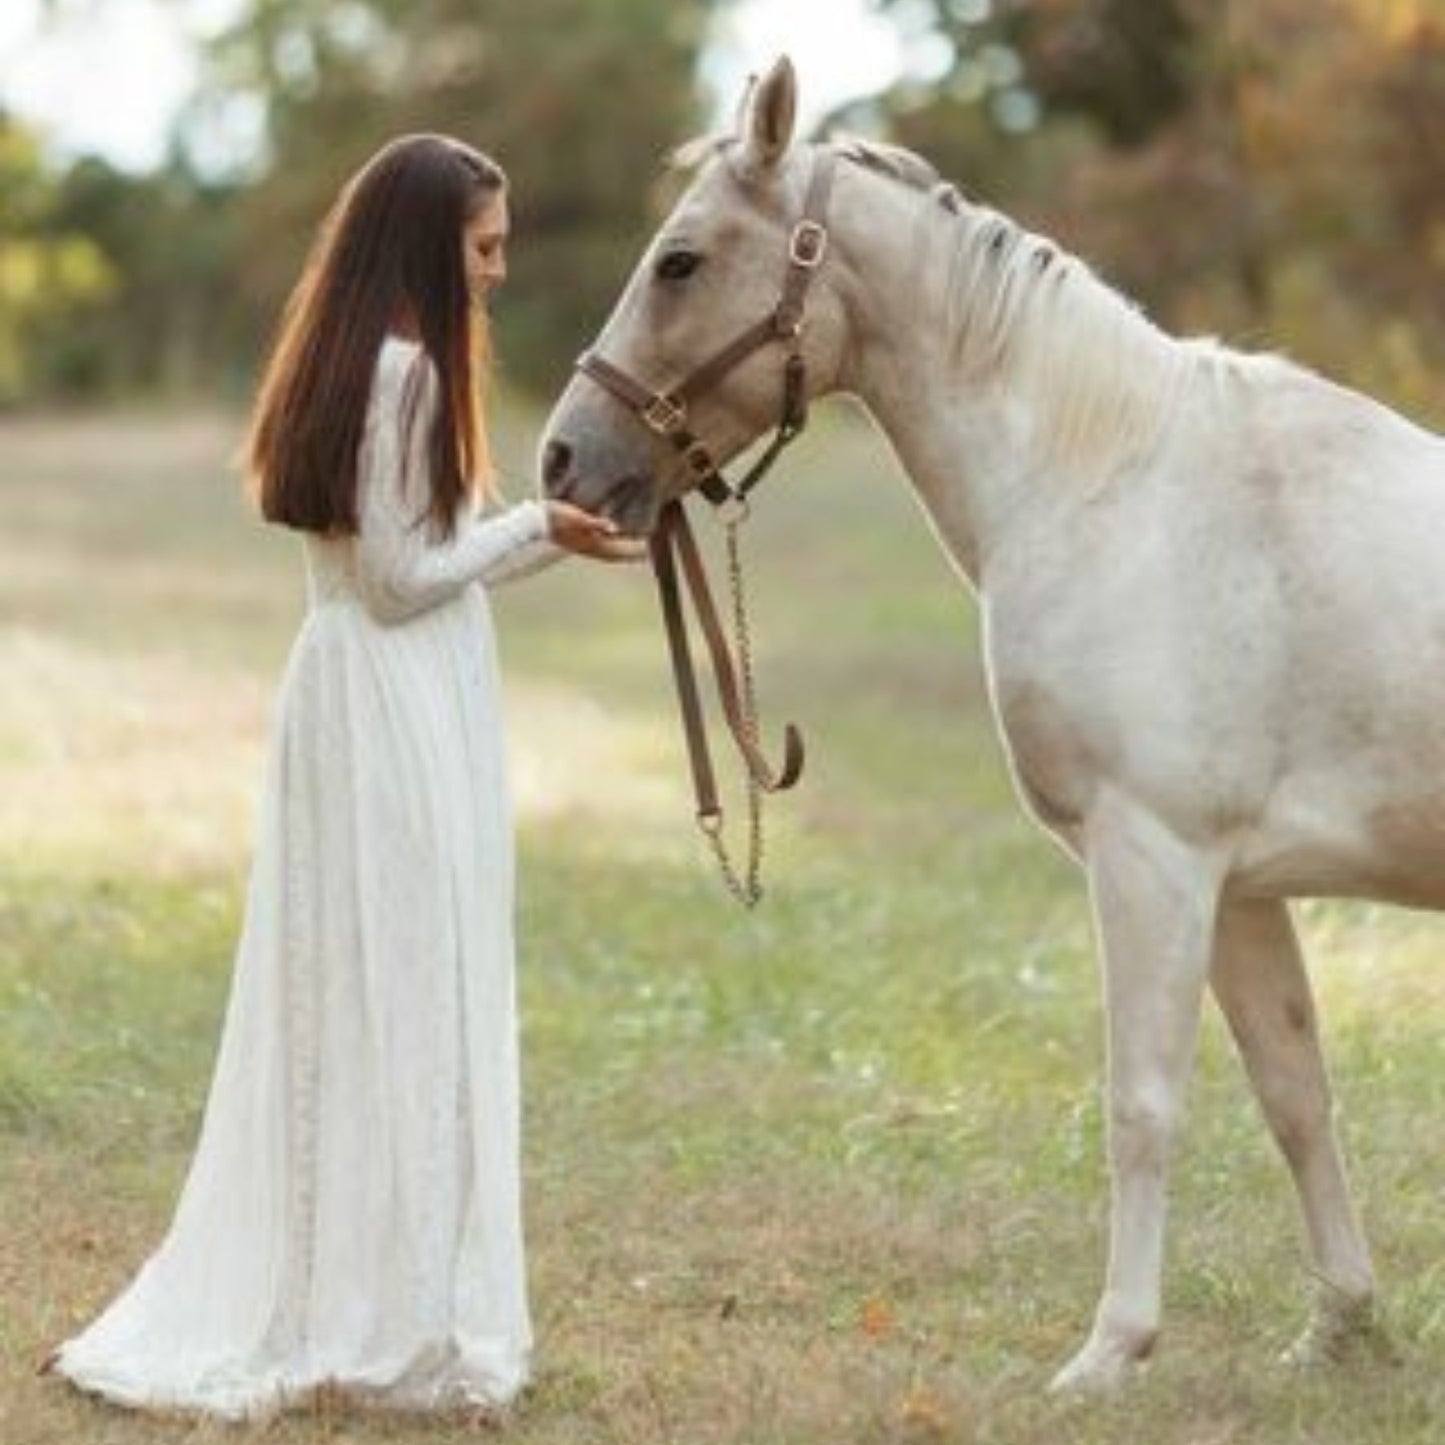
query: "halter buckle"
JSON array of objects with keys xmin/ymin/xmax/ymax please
[
  {"xmin": 789, "ymin": 220, "xmax": 828, "ymax": 269},
  {"xmin": 683, "ymin": 441, "xmax": 715, "ymax": 477},
  {"xmin": 642, "ymin": 394, "xmax": 686, "ymax": 435}
]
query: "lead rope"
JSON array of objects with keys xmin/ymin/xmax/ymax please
[
  {"xmin": 700, "ymin": 758, "xmax": 765, "ymax": 907},
  {"xmin": 702, "ymin": 499, "xmax": 766, "ymax": 906}
]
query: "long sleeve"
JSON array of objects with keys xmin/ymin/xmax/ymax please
[
  {"xmin": 354, "ymin": 342, "xmax": 554, "ymax": 624},
  {"xmin": 474, "ymin": 527, "xmax": 566, "ymax": 587}
]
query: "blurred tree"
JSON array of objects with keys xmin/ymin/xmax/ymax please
[
  {"xmin": 0, "ymin": 113, "xmax": 115, "ymax": 404},
  {"xmin": 1048, "ymin": 0, "xmax": 1445, "ymax": 416},
  {"xmin": 862, "ymin": 0, "xmax": 1445, "ymax": 423},
  {"xmin": 1019, "ymin": 0, "xmax": 1195, "ymax": 146},
  {"xmin": 834, "ymin": 0, "xmax": 1199, "ymax": 234},
  {"xmin": 209, "ymin": 0, "xmax": 716, "ymax": 398},
  {"xmin": 864, "ymin": 0, "xmax": 1195, "ymax": 151},
  {"xmin": 47, "ymin": 152, "xmax": 249, "ymax": 397}
]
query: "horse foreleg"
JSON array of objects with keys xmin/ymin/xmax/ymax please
[
  {"xmin": 1050, "ymin": 799, "xmax": 1222, "ymax": 1395},
  {"xmin": 1209, "ymin": 897, "xmax": 1377, "ymax": 1364}
]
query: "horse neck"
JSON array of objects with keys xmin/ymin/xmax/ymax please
[{"xmin": 829, "ymin": 163, "xmax": 1201, "ymax": 584}]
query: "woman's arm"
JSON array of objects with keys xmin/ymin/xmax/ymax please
[
  {"xmin": 354, "ymin": 349, "xmax": 553, "ymax": 623},
  {"xmin": 474, "ymin": 527, "xmax": 566, "ymax": 587},
  {"xmin": 477, "ymin": 499, "xmax": 648, "ymax": 584}
]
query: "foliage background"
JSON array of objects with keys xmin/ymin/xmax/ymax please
[{"xmin": 2, "ymin": 0, "xmax": 1443, "ymax": 421}]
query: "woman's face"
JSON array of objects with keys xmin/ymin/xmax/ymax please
[{"xmin": 463, "ymin": 189, "xmax": 509, "ymax": 307}]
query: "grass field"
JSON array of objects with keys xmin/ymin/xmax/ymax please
[{"xmin": 1, "ymin": 399, "xmax": 1442, "ymax": 1445}]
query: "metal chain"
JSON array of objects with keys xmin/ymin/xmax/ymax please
[
  {"xmin": 727, "ymin": 509, "xmax": 766, "ymax": 903},
  {"xmin": 698, "ymin": 506, "xmax": 765, "ymax": 907},
  {"xmin": 700, "ymin": 787, "xmax": 762, "ymax": 906}
]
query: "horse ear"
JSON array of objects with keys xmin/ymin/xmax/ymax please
[{"xmin": 739, "ymin": 56, "xmax": 797, "ymax": 173}]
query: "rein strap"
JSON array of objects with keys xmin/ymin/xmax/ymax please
[{"xmin": 650, "ymin": 500, "xmax": 803, "ymax": 905}]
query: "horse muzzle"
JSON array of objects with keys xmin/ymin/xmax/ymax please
[{"xmin": 541, "ymin": 437, "xmax": 661, "ymax": 534}]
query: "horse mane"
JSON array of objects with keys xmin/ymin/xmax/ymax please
[
  {"xmin": 831, "ymin": 135, "xmax": 1239, "ymax": 484},
  {"xmin": 668, "ymin": 133, "xmax": 733, "ymax": 173}
]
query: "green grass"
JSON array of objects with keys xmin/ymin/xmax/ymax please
[{"xmin": 1, "ymin": 402, "xmax": 1442, "ymax": 1444}]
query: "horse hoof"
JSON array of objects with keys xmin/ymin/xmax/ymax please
[
  {"xmin": 1048, "ymin": 1332, "xmax": 1154, "ymax": 1396},
  {"xmin": 1281, "ymin": 1295, "xmax": 1395, "ymax": 1371}
]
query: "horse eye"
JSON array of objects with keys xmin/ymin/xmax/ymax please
[{"xmin": 655, "ymin": 249, "xmax": 703, "ymax": 283}]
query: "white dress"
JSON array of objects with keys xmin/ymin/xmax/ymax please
[{"xmin": 53, "ymin": 336, "xmax": 559, "ymax": 1420}]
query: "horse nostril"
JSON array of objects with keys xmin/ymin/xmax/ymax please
[{"xmin": 542, "ymin": 439, "xmax": 573, "ymax": 492}]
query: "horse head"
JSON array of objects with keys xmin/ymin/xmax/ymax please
[{"xmin": 538, "ymin": 58, "xmax": 851, "ymax": 534}]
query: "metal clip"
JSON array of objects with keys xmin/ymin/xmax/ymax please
[{"xmin": 683, "ymin": 441, "xmax": 715, "ymax": 477}]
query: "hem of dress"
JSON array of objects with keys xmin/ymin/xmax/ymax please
[{"xmin": 50, "ymin": 1347, "xmax": 530, "ymax": 1424}]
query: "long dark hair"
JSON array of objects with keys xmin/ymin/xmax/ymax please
[{"xmin": 245, "ymin": 134, "xmax": 505, "ymax": 538}]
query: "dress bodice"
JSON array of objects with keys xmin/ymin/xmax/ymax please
[{"xmin": 303, "ymin": 535, "xmax": 361, "ymax": 609}]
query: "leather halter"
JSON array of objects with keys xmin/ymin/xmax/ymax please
[
  {"xmin": 575, "ymin": 148, "xmax": 837, "ymax": 509},
  {"xmin": 571, "ymin": 150, "xmax": 838, "ymax": 898}
]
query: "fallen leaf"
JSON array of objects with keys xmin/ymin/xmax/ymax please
[
  {"xmin": 860, "ymin": 1296, "xmax": 897, "ymax": 1339},
  {"xmin": 899, "ymin": 1386, "xmax": 950, "ymax": 1436}
]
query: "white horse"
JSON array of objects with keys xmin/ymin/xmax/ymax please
[{"xmin": 538, "ymin": 57, "xmax": 1444, "ymax": 1393}]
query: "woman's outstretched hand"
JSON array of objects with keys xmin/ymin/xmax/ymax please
[{"xmin": 545, "ymin": 500, "xmax": 648, "ymax": 562}]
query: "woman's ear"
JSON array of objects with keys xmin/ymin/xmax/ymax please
[{"xmin": 737, "ymin": 55, "xmax": 797, "ymax": 176}]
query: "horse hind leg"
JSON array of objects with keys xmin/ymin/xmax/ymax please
[{"xmin": 1209, "ymin": 897, "xmax": 1379, "ymax": 1365}]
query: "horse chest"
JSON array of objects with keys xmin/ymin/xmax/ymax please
[
  {"xmin": 978, "ymin": 558, "xmax": 1284, "ymax": 845},
  {"xmin": 981, "ymin": 604, "xmax": 1123, "ymax": 840},
  {"xmin": 988, "ymin": 672, "xmax": 1095, "ymax": 840}
]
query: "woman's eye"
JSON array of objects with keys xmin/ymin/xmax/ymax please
[{"xmin": 655, "ymin": 250, "xmax": 702, "ymax": 282}]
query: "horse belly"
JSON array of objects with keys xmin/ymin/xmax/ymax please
[
  {"xmin": 995, "ymin": 668, "xmax": 1445, "ymax": 910},
  {"xmin": 1234, "ymin": 784, "xmax": 1445, "ymax": 909}
]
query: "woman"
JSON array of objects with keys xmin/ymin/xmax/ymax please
[{"xmin": 48, "ymin": 134, "xmax": 638, "ymax": 1421}]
